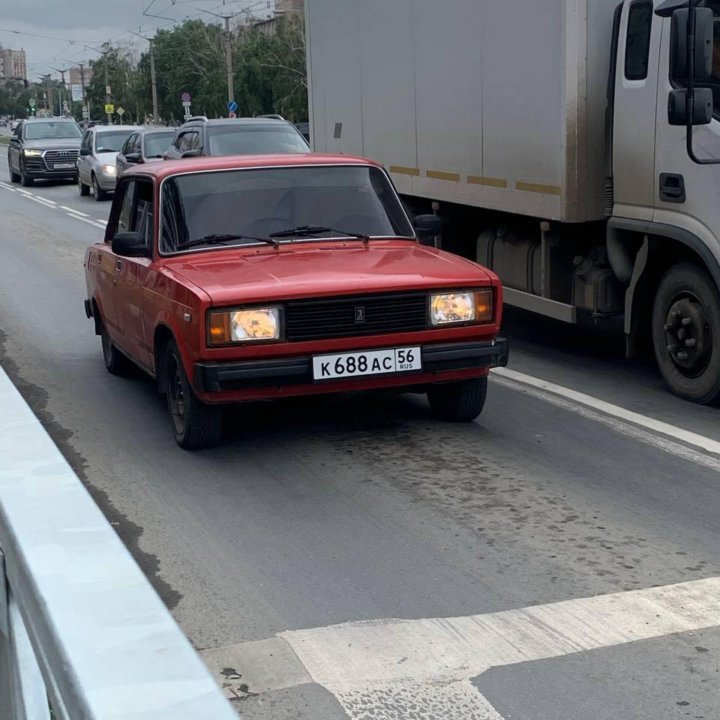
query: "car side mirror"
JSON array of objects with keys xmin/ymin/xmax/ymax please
[
  {"xmin": 112, "ymin": 231, "xmax": 150, "ymax": 258},
  {"xmin": 79, "ymin": 147, "xmax": 90, "ymax": 156},
  {"xmin": 181, "ymin": 149, "xmax": 202, "ymax": 158},
  {"xmin": 125, "ymin": 152, "xmax": 141, "ymax": 163},
  {"xmin": 414, "ymin": 214, "xmax": 443, "ymax": 245},
  {"xmin": 668, "ymin": 87, "xmax": 713, "ymax": 126}
]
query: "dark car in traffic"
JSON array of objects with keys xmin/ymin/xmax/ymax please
[
  {"xmin": 163, "ymin": 116, "xmax": 310, "ymax": 160},
  {"xmin": 116, "ymin": 127, "xmax": 176, "ymax": 177},
  {"xmin": 7, "ymin": 118, "xmax": 83, "ymax": 186}
]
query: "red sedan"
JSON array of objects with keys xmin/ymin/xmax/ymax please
[{"xmin": 84, "ymin": 154, "xmax": 507, "ymax": 448}]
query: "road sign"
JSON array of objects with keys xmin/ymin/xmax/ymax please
[
  {"xmin": 104, "ymin": 103, "xmax": 114, "ymax": 114},
  {"xmin": 181, "ymin": 91, "xmax": 191, "ymax": 103},
  {"xmin": 116, "ymin": 107, "xmax": 125, "ymax": 117},
  {"xmin": 62, "ymin": 101, "xmax": 69, "ymax": 113},
  {"xmin": 71, "ymin": 84, "xmax": 83, "ymax": 102},
  {"xmin": 28, "ymin": 98, "xmax": 36, "ymax": 108},
  {"xmin": 227, "ymin": 101, "xmax": 238, "ymax": 113}
]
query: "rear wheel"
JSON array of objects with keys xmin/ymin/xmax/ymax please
[
  {"xmin": 164, "ymin": 340, "xmax": 223, "ymax": 449},
  {"xmin": 92, "ymin": 173, "xmax": 107, "ymax": 201},
  {"xmin": 101, "ymin": 326, "xmax": 132, "ymax": 376},
  {"xmin": 652, "ymin": 262, "xmax": 720, "ymax": 404},
  {"xmin": 427, "ymin": 376, "xmax": 488, "ymax": 422}
]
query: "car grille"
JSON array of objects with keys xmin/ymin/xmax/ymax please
[
  {"xmin": 285, "ymin": 291, "xmax": 428, "ymax": 342},
  {"xmin": 44, "ymin": 149, "xmax": 79, "ymax": 170}
]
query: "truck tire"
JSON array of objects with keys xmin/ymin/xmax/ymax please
[
  {"xmin": 427, "ymin": 377, "xmax": 488, "ymax": 422},
  {"xmin": 652, "ymin": 262, "xmax": 720, "ymax": 405},
  {"xmin": 101, "ymin": 326, "xmax": 133, "ymax": 376},
  {"xmin": 164, "ymin": 340, "xmax": 223, "ymax": 449}
]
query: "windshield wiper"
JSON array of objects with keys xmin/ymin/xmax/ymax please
[
  {"xmin": 269, "ymin": 225, "xmax": 370, "ymax": 242},
  {"xmin": 176, "ymin": 233, "xmax": 278, "ymax": 250}
]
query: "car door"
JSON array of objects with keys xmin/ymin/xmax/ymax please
[
  {"xmin": 116, "ymin": 133, "xmax": 136, "ymax": 176},
  {"xmin": 112, "ymin": 178, "xmax": 155, "ymax": 369}
]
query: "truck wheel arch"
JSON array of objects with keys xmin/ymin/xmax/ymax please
[{"xmin": 609, "ymin": 218, "xmax": 720, "ymax": 357}]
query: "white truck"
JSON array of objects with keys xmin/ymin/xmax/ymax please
[{"xmin": 305, "ymin": 0, "xmax": 720, "ymax": 404}]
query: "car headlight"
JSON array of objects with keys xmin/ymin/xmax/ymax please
[
  {"xmin": 23, "ymin": 149, "xmax": 42, "ymax": 157},
  {"xmin": 429, "ymin": 290, "xmax": 493, "ymax": 326},
  {"xmin": 101, "ymin": 164, "xmax": 116, "ymax": 175},
  {"xmin": 208, "ymin": 306, "xmax": 282, "ymax": 345}
]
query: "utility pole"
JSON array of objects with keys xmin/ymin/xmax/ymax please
[
  {"xmin": 52, "ymin": 67, "xmax": 70, "ymax": 116},
  {"xmin": 79, "ymin": 63, "xmax": 89, "ymax": 122},
  {"xmin": 105, "ymin": 61, "xmax": 112, "ymax": 126},
  {"xmin": 199, "ymin": 9, "xmax": 240, "ymax": 107},
  {"xmin": 39, "ymin": 74, "xmax": 53, "ymax": 115},
  {"xmin": 131, "ymin": 31, "xmax": 159, "ymax": 124}
]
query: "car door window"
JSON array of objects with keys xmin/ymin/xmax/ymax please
[
  {"xmin": 133, "ymin": 134, "xmax": 143, "ymax": 156},
  {"xmin": 179, "ymin": 131, "xmax": 197, "ymax": 153},
  {"xmin": 132, "ymin": 182, "xmax": 154, "ymax": 249},
  {"xmin": 82, "ymin": 131, "xmax": 92, "ymax": 155},
  {"xmin": 121, "ymin": 133, "xmax": 136, "ymax": 156},
  {"xmin": 117, "ymin": 180, "xmax": 136, "ymax": 235}
]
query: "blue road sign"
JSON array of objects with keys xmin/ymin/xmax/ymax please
[{"xmin": 227, "ymin": 101, "xmax": 238, "ymax": 113}]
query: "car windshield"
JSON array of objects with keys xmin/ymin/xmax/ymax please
[
  {"xmin": 144, "ymin": 131, "xmax": 175, "ymax": 158},
  {"xmin": 95, "ymin": 130, "xmax": 133, "ymax": 153},
  {"xmin": 24, "ymin": 122, "xmax": 82, "ymax": 140},
  {"xmin": 207, "ymin": 124, "xmax": 310, "ymax": 156},
  {"xmin": 160, "ymin": 165, "xmax": 414, "ymax": 253}
]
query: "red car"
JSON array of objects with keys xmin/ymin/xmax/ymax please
[{"xmin": 84, "ymin": 154, "xmax": 507, "ymax": 449}]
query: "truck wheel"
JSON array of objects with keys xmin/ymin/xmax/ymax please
[
  {"xmin": 427, "ymin": 377, "xmax": 488, "ymax": 422},
  {"xmin": 101, "ymin": 326, "xmax": 132, "ymax": 376},
  {"xmin": 652, "ymin": 262, "xmax": 720, "ymax": 404},
  {"xmin": 92, "ymin": 174, "xmax": 108, "ymax": 201},
  {"xmin": 164, "ymin": 340, "xmax": 223, "ymax": 449},
  {"xmin": 78, "ymin": 173, "xmax": 90, "ymax": 196}
]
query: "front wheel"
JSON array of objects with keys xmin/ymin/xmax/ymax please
[
  {"xmin": 427, "ymin": 376, "xmax": 488, "ymax": 422},
  {"xmin": 92, "ymin": 174, "xmax": 108, "ymax": 201},
  {"xmin": 19, "ymin": 161, "xmax": 33, "ymax": 187},
  {"xmin": 9, "ymin": 162, "xmax": 20, "ymax": 183},
  {"xmin": 652, "ymin": 262, "xmax": 720, "ymax": 405},
  {"xmin": 78, "ymin": 173, "xmax": 90, "ymax": 196},
  {"xmin": 164, "ymin": 341, "xmax": 223, "ymax": 449}
]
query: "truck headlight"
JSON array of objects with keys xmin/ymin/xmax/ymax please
[
  {"xmin": 429, "ymin": 290, "xmax": 493, "ymax": 325},
  {"xmin": 102, "ymin": 164, "xmax": 116, "ymax": 175},
  {"xmin": 208, "ymin": 306, "xmax": 281, "ymax": 345},
  {"xmin": 23, "ymin": 149, "xmax": 42, "ymax": 157}
]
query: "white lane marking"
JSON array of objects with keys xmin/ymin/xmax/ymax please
[
  {"xmin": 69, "ymin": 215, "xmax": 105, "ymax": 230},
  {"xmin": 60, "ymin": 206, "xmax": 89, "ymax": 217},
  {"xmin": 31, "ymin": 195, "xmax": 56, "ymax": 206},
  {"xmin": 95, "ymin": 218, "xmax": 108, "ymax": 226},
  {"xmin": 16, "ymin": 188, "xmax": 33, "ymax": 196},
  {"xmin": 202, "ymin": 576, "xmax": 720, "ymax": 719},
  {"xmin": 0, "ymin": 181, "xmax": 15, "ymax": 191},
  {"xmin": 27, "ymin": 196, "xmax": 57, "ymax": 209},
  {"xmin": 493, "ymin": 366, "xmax": 720, "ymax": 456}
]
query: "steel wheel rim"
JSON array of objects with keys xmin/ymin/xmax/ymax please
[
  {"xmin": 168, "ymin": 356, "xmax": 186, "ymax": 435},
  {"xmin": 663, "ymin": 291, "xmax": 712, "ymax": 378}
]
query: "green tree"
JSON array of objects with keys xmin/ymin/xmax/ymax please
[{"xmin": 86, "ymin": 44, "xmax": 137, "ymax": 123}]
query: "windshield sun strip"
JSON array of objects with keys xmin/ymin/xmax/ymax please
[{"xmin": 156, "ymin": 164, "xmax": 416, "ymax": 257}]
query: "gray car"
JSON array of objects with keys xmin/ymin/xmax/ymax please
[
  {"xmin": 116, "ymin": 127, "xmax": 176, "ymax": 177},
  {"xmin": 77, "ymin": 125, "xmax": 135, "ymax": 201}
]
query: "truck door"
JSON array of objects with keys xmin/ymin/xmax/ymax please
[{"xmin": 612, "ymin": 0, "xmax": 663, "ymax": 221}]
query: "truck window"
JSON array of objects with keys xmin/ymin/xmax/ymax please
[{"xmin": 624, "ymin": 1, "xmax": 653, "ymax": 80}]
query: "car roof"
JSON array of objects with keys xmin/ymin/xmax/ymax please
[
  {"xmin": 183, "ymin": 117, "xmax": 295, "ymax": 127},
  {"xmin": 23, "ymin": 117, "xmax": 78, "ymax": 123},
  {"xmin": 122, "ymin": 153, "xmax": 382, "ymax": 182},
  {"xmin": 89, "ymin": 124, "xmax": 137, "ymax": 133}
]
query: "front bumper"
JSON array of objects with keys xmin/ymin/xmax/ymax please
[
  {"xmin": 195, "ymin": 339, "xmax": 509, "ymax": 393},
  {"xmin": 96, "ymin": 169, "xmax": 117, "ymax": 191}
]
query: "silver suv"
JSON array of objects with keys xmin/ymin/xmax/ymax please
[{"xmin": 77, "ymin": 125, "xmax": 135, "ymax": 201}]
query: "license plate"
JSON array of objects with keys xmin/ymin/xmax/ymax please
[
  {"xmin": 54, "ymin": 163, "xmax": 75, "ymax": 169},
  {"xmin": 313, "ymin": 346, "xmax": 422, "ymax": 381}
]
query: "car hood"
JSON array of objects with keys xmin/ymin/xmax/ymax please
[
  {"xmin": 23, "ymin": 138, "xmax": 82, "ymax": 151},
  {"xmin": 164, "ymin": 240, "xmax": 495, "ymax": 306}
]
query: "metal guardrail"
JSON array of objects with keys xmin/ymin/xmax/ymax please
[{"xmin": 0, "ymin": 364, "xmax": 239, "ymax": 720}]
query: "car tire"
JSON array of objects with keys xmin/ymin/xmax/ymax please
[
  {"xmin": 78, "ymin": 173, "xmax": 90, "ymax": 196},
  {"xmin": 164, "ymin": 340, "xmax": 223, "ymax": 450},
  {"xmin": 92, "ymin": 173, "xmax": 108, "ymax": 201},
  {"xmin": 9, "ymin": 161, "xmax": 20, "ymax": 183},
  {"xmin": 427, "ymin": 376, "xmax": 488, "ymax": 422},
  {"xmin": 19, "ymin": 161, "xmax": 33, "ymax": 187},
  {"xmin": 101, "ymin": 325, "xmax": 133, "ymax": 376},
  {"xmin": 652, "ymin": 262, "xmax": 720, "ymax": 405}
]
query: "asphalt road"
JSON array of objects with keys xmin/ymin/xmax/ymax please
[{"xmin": 1, "ymin": 150, "xmax": 719, "ymax": 719}]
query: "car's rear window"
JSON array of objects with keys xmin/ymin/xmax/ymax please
[
  {"xmin": 24, "ymin": 122, "xmax": 83, "ymax": 140},
  {"xmin": 207, "ymin": 124, "xmax": 310, "ymax": 156}
]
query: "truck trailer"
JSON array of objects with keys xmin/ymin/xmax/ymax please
[{"xmin": 305, "ymin": 0, "xmax": 720, "ymax": 404}]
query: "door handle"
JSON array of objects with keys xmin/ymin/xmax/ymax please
[
  {"xmin": 659, "ymin": 173, "xmax": 685, "ymax": 203},
  {"xmin": 115, "ymin": 259, "xmax": 123, "ymax": 271}
]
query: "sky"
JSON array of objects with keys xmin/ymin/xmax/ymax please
[{"xmin": 0, "ymin": 0, "xmax": 275, "ymax": 80}]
